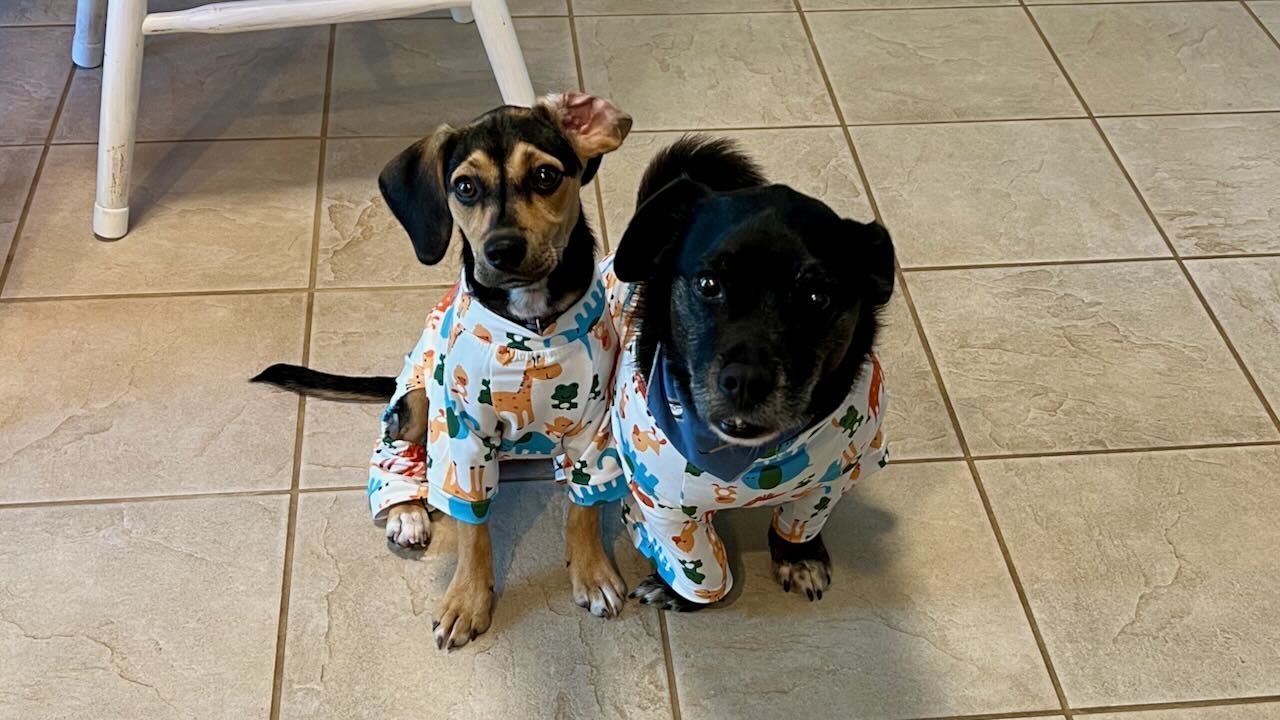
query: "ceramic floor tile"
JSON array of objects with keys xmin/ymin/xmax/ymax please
[
  {"xmin": 300, "ymin": 288, "xmax": 447, "ymax": 488},
  {"xmin": 0, "ymin": 27, "xmax": 72, "ymax": 144},
  {"xmin": 1187, "ymin": 258, "xmax": 1280, "ymax": 413},
  {"xmin": 877, "ymin": 295, "xmax": 964, "ymax": 459},
  {"xmin": 56, "ymin": 27, "xmax": 329, "ymax": 142},
  {"xmin": 0, "ymin": 294, "xmax": 304, "ymax": 502},
  {"xmin": 319, "ymin": 136, "xmax": 608, "ymax": 288},
  {"xmin": 665, "ymin": 461, "xmax": 1058, "ymax": 720},
  {"xmin": 906, "ymin": 262, "xmax": 1277, "ymax": 455},
  {"xmin": 5, "ymin": 141, "xmax": 317, "ymax": 297},
  {"xmin": 1101, "ymin": 114, "xmax": 1280, "ymax": 257},
  {"xmin": 279, "ymin": 486, "xmax": 670, "ymax": 720},
  {"xmin": 855, "ymin": 120, "xmax": 1167, "ymax": 267},
  {"xmin": 576, "ymin": 0, "xmax": 793, "ymax": 12},
  {"xmin": 0, "ymin": 146, "xmax": 42, "ymax": 264},
  {"xmin": 1032, "ymin": 4, "xmax": 1280, "ymax": 115},
  {"xmin": 809, "ymin": 8, "xmax": 1081, "ymax": 124},
  {"xmin": 576, "ymin": 13, "xmax": 834, "ymax": 130},
  {"xmin": 597, "ymin": 128, "xmax": 872, "ymax": 243},
  {"xmin": 1253, "ymin": 1, "xmax": 1280, "ymax": 34},
  {"xmin": 1090, "ymin": 705, "xmax": 1280, "ymax": 720},
  {"xmin": 0, "ymin": 496, "xmax": 287, "ymax": 717},
  {"xmin": 981, "ymin": 447, "xmax": 1280, "ymax": 706},
  {"xmin": 328, "ymin": 18, "xmax": 578, "ymax": 137},
  {"xmin": 805, "ymin": 0, "xmax": 1014, "ymax": 7}
]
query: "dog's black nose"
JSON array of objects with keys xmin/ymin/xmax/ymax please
[
  {"xmin": 483, "ymin": 234, "xmax": 526, "ymax": 272},
  {"xmin": 718, "ymin": 363, "xmax": 774, "ymax": 410}
]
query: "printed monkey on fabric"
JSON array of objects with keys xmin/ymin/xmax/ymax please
[{"xmin": 369, "ymin": 268, "xmax": 628, "ymax": 525}]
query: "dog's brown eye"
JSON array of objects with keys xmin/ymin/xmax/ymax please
[
  {"xmin": 696, "ymin": 273, "xmax": 722, "ymax": 299},
  {"xmin": 806, "ymin": 291, "xmax": 829, "ymax": 310},
  {"xmin": 532, "ymin": 165, "xmax": 562, "ymax": 193},
  {"xmin": 453, "ymin": 176, "xmax": 479, "ymax": 203}
]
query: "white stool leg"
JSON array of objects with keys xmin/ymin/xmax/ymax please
[
  {"xmin": 72, "ymin": 0, "xmax": 108, "ymax": 68},
  {"xmin": 470, "ymin": 0, "xmax": 535, "ymax": 107},
  {"xmin": 450, "ymin": 6, "xmax": 474, "ymax": 23},
  {"xmin": 94, "ymin": 0, "xmax": 147, "ymax": 240}
]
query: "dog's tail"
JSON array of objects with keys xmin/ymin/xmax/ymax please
[
  {"xmin": 250, "ymin": 364, "xmax": 395, "ymax": 402},
  {"xmin": 635, "ymin": 135, "xmax": 767, "ymax": 206}
]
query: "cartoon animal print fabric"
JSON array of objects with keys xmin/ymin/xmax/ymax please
[
  {"xmin": 369, "ymin": 268, "xmax": 627, "ymax": 525},
  {"xmin": 603, "ymin": 261, "xmax": 889, "ymax": 604}
]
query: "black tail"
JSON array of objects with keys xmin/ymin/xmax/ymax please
[
  {"xmin": 250, "ymin": 364, "xmax": 395, "ymax": 403},
  {"xmin": 635, "ymin": 135, "xmax": 767, "ymax": 207}
]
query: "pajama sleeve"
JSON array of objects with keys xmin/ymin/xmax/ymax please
[
  {"xmin": 556, "ymin": 381, "xmax": 629, "ymax": 506},
  {"xmin": 423, "ymin": 347, "xmax": 504, "ymax": 525},
  {"xmin": 622, "ymin": 494, "xmax": 733, "ymax": 604},
  {"xmin": 772, "ymin": 427, "xmax": 888, "ymax": 544},
  {"xmin": 367, "ymin": 326, "xmax": 434, "ymax": 524}
]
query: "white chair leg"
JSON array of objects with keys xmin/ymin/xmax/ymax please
[
  {"xmin": 470, "ymin": 0, "xmax": 535, "ymax": 107},
  {"xmin": 450, "ymin": 6, "xmax": 474, "ymax": 23},
  {"xmin": 94, "ymin": 0, "xmax": 147, "ymax": 240},
  {"xmin": 72, "ymin": 0, "xmax": 108, "ymax": 68}
]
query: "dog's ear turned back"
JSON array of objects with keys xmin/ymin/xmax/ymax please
[
  {"xmin": 848, "ymin": 219, "xmax": 896, "ymax": 306},
  {"xmin": 540, "ymin": 92, "xmax": 633, "ymax": 162},
  {"xmin": 613, "ymin": 176, "xmax": 709, "ymax": 282},
  {"xmin": 379, "ymin": 125, "xmax": 456, "ymax": 266}
]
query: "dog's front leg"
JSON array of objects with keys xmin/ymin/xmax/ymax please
[
  {"xmin": 768, "ymin": 525, "xmax": 832, "ymax": 601},
  {"xmin": 434, "ymin": 521, "xmax": 495, "ymax": 650},
  {"xmin": 566, "ymin": 504, "xmax": 626, "ymax": 618}
]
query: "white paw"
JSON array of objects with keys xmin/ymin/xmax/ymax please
[
  {"xmin": 385, "ymin": 502, "xmax": 432, "ymax": 548},
  {"xmin": 774, "ymin": 558, "xmax": 831, "ymax": 601}
]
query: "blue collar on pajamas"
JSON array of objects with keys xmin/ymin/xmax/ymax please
[{"xmin": 645, "ymin": 347, "xmax": 804, "ymax": 480}]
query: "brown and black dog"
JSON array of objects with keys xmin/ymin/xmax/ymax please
[{"xmin": 255, "ymin": 93, "xmax": 632, "ymax": 648}]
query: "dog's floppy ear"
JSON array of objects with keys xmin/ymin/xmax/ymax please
[
  {"xmin": 378, "ymin": 125, "xmax": 457, "ymax": 266},
  {"xmin": 613, "ymin": 176, "xmax": 710, "ymax": 282},
  {"xmin": 539, "ymin": 92, "xmax": 632, "ymax": 171},
  {"xmin": 846, "ymin": 219, "xmax": 896, "ymax": 305}
]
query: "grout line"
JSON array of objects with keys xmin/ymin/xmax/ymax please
[
  {"xmin": 30, "ymin": 109, "xmax": 1280, "ymax": 149},
  {"xmin": 0, "ymin": 283, "xmax": 459, "ymax": 304},
  {"xmin": 1071, "ymin": 694, "xmax": 1280, "ymax": 715},
  {"xmin": 902, "ymin": 255, "xmax": 1173, "ymax": 272},
  {"xmin": 5, "ymin": 437, "xmax": 1276, "ymax": 514},
  {"xmin": 891, "ymin": 710, "xmax": 1063, "ymax": 720},
  {"xmin": 792, "ymin": 0, "xmax": 883, "ymax": 220},
  {"xmin": 657, "ymin": 611, "xmax": 684, "ymax": 720},
  {"xmin": 897, "ymin": 262, "xmax": 1077, "ymax": 718},
  {"xmin": 0, "ymin": 63, "xmax": 75, "ymax": 298},
  {"xmin": 268, "ymin": 24, "xmax": 336, "ymax": 720},
  {"xmin": 564, "ymin": 0, "xmax": 613, "ymax": 252},
  {"xmin": 0, "ymin": 488, "xmax": 294, "ymax": 511},
  {"xmin": 1182, "ymin": 251, "xmax": 1280, "ymax": 262},
  {"xmin": 800, "ymin": 4, "xmax": 1072, "ymax": 709},
  {"xmin": 1241, "ymin": 0, "xmax": 1280, "ymax": 51},
  {"xmin": 1020, "ymin": 0, "xmax": 1280, "ymax": 435},
  {"xmin": 970, "ymin": 439, "xmax": 1280, "ymax": 462}
]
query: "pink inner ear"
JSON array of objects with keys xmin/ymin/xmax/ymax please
[{"xmin": 561, "ymin": 92, "xmax": 601, "ymax": 132}]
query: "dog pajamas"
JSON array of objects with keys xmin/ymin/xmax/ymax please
[
  {"xmin": 604, "ymin": 265, "xmax": 888, "ymax": 604},
  {"xmin": 368, "ymin": 268, "xmax": 628, "ymax": 525}
]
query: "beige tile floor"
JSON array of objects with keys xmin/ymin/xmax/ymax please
[{"xmin": 2, "ymin": 2, "xmax": 1279, "ymax": 719}]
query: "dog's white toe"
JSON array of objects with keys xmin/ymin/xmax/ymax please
[
  {"xmin": 385, "ymin": 503, "xmax": 432, "ymax": 548},
  {"xmin": 774, "ymin": 558, "xmax": 831, "ymax": 601}
]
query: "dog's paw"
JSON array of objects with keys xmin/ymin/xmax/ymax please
[
  {"xmin": 385, "ymin": 502, "xmax": 432, "ymax": 548},
  {"xmin": 629, "ymin": 573, "xmax": 707, "ymax": 612},
  {"xmin": 768, "ymin": 526, "xmax": 832, "ymax": 601},
  {"xmin": 433, "ymin": 577, "xmax": 494, "ymax": 651},
  {"xmin": 569, "ymin": 552, "xmax": 627, "ymax": 619}
]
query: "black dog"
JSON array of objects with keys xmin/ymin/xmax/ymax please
[{"xmin": 608, "ymin": 136, "xmax": 895, "ymax": 609}]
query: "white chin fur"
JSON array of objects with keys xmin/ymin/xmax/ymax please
[{"xmin": 507, "ymin": 280, "xmax": 552, "ymax": 320}]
